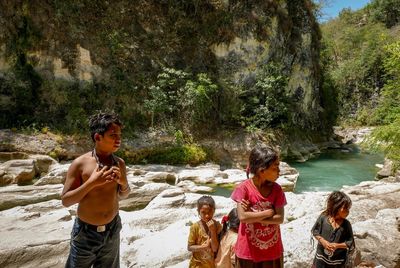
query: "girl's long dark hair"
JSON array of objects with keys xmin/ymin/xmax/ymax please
[
  {"xmin": 247, "ymin": 144, "xmax": 279, "ymax": 179},
  {"xmin": 323, "ymin": 191, "xmax": 352, "ymax": 217},
  {"xmin": 219, "ymin": 208, "xmax": 240, "ymax": 241}
]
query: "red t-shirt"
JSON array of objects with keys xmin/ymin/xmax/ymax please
[{"xmin": 231, "ymin": 179, "xmax": 286, "ymax": 262}]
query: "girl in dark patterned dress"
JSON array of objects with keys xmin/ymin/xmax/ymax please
[{"xmin": 311, "ymin": 191, "xmax": 354, "ymax": 268}]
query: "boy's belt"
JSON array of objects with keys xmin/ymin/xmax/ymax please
[{"xmin": 77, "ymin": 215, "xmax": 118, "ymax": 233}]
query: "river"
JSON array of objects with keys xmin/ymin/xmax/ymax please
[
  {"xmin": 212, "ymin": 145, "xmax": 384, "ymax": 196},
  {"xmin": 290, "ymin": 146, "xmax": 384, "ymax": 193}
]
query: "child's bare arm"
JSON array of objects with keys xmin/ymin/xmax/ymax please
[
  {"xmin": 258, "ymin": 207, "xmax": 284, "ymax": 225},
  {"xmin": 207, "ymin": 220, "xmax": 219, "ymax": 253},
  {"xmin": 112, "ymin": 159, "xmax": 130, "ymax": 199},
  {"xmin": 187, "ymin": 238, "xmax": 210, "ymax": 252},
  {"xmin": 314, "ymin": 235, "xmax": 342, "ymax": 252},
  {"xmin": 237, "ymin": 200, "xmax": 275, "ymax": 223},
  {"xmin": 330, "ymin": 242, "xmax": 348, "ymax": 250},
  {"xmin": 61, "ymin": 161, "xmax": 113, "ymax": 207}
]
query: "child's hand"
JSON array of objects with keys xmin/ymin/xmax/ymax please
[
  {"xmin": 201, "ymin": 238, "xmax": 211, "ymax": 249},
  {"xmin": 89, "ymin": 165, "xmax": 114, "ymax": 186},
  {"xmin": 263, "ymin": 208, "xmax": 275, "ymax": 218},
  {"xmin": 206, "ymin": 219, "xmax": 216, "ymax": 234},
  {"xmin": 328, "ymin": 243, "xmax": 339, "ymax": 252},
  {"xmin": 322, "ymin": 241, "xmax": 336, "ymax": 253},
  {"xmin": 240, "ymin": 199, "xmax": 251, "ymax": 211},
  {"xmin": 110, "ymin": 166, "xmax": 122, "ymax": 183}
]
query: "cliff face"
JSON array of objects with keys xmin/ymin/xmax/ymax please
[{"xmin": 0, "ymin": 0, "xmax": 325, "ymax": 132}]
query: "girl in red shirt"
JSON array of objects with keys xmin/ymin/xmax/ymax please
[{"xmin": 231, "ymin": 144, "xmax": 286, "ymax": 268}]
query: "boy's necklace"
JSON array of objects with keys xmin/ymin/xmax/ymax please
[{"xmin": 92, "ymin": 148, "xmax": 117, "ymax": 168}]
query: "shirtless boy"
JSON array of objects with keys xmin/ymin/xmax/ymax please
[{"xmin": 61, "ymin": 111, "xmax": 131, "ymax": 268}]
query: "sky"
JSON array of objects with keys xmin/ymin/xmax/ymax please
[{"xmin": 320, "ymin": 0, "xmax": 372, "ymax": 22}]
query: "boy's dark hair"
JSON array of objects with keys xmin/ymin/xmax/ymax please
[
  {"xmin": 89, "ymin": 111, "xmax": 123, "ymax": 142},
  {"xmin": 197, "ymin": 195, "xmax": 216, "ymax": 211},
  {"xmin": 324, "ymin": 191, "xmax": 352, "ymax": 217},
  {"xmin": 247, "ymin": 144, "xmax": 279, "ymax": 178},
  {"xmin": 219, "ymin": 208, "xmax": 239, "ymax": 241}
]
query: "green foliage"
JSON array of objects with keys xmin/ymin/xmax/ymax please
[
  {"xmin": 182, "ymin": 73, "xmax": 219, "ymax": 124},
  {"xmin": 321, "ymin": 7, "xmax": 394, "ymax": 125},
  {"xmin": 147, "ymin": 144, "xmax": 207, "ymax": 165},
  {"xmin": 174, "ymin": 130, "xmax": 185, "ymax": 146},
  {"xmin": 372, "ymin": 41, "xmax": 400, "ymax": 125},
  {"xmin": 144, "ymin": 67, "xmax": 189, "ymax": 127},
  {"xmin": 367, "ymin": 0, "xmax": 400, "ymax": 27},
  {"xmin": 0, "ymin": 4, "xmax": 44, "ymax": 128},
  {"xmin": 240, "ymin": 63, "xmax": 291, "ymax": 129},
  {"xmin": 319, "ymin": 71, "xmax": 339, "ymax": 126},
  {"xmin": 367, "ymin": 118, "xmax": 400, "ymax": 163},
  {"xmin": 144, "ymin": 67, "xmax": 221, "ymax": 130},
  {"xmin": 121, "ymin": 144, "xmax": 208, "ymax": 165},
  {"xmin": 361, "ymin": 40, "xmax": 400, "ymax": 163},
  {"xmin": 367, "ymin": 41, "xmax": 400, "ymax": 163}
]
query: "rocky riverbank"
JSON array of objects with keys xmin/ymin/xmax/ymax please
[
  {"xmin": 1, "ymin": 127, "xmax": 399, "ymax": 267},
  {"xmin": 0, "ymin": 153, "xmax": 399, "ymax": 267}
]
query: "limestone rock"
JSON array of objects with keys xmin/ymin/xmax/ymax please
[
  {"xmin": 0, "ymin": 162, "xmax": 398, "ymax": 268},
  {"xmin": 0, "ymin": 200, "xmax": 73, "ymax": 268},
  {"xmin": 0, "ymin": 184, "xmax": 62, "ymax": 211},
  {"xmin": 333, "ymin": 127, "xmax": 374, "ymax": 145},
  {"xmin": 0, "ymin": 159, "xmax": 37, "ymax": 186},
  {"xmin": 119, "ymin": 182, "xmax": 172, "ymax": 211},
  {"xmin": 176, "ymin": 180, "xmax": 214, "ymax": 193},
  {"xmin": 34, "ymin": 163, "xmax": 70, "ymax": 186},
  {"xmin": 0, "ymin": 152, "xmax": 29, "ymax": 162},
  {"xmin": 376, "ymin": 158, "xmax": 394, "ymax": 179},
  {"xmin": 176, "ymin": 163, "xmax": 225, "ymax": 184},
  {"xmin": 142, "ymin": 171, "xmax": 176, "ymax": 184},
  {"xmin": 28, "ymin": 154, "xmax": 58, "ymax": 176}
]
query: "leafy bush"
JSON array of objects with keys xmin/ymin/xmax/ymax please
[
  {"xmin": 240, "ymin": 63, "xmax": 291, "ymax": 129},
  {"xmin": 144, "ymin": 68, "xmax": 221, "ymax": 130},
  {"xmin": 320, "ymin": 5, "xmax": 397, "ymax": 126},
  {"xmin": 368, "ymin": 0, "xmax": 400, "ymax": 28},
  {"xmin": 372, "ymin": 41, "xmax": 400, "ymax": 124},
  {"xmin": 367, "ymin": 118, "xmax": 400, "ymax": 163},
  {"xmin": 367, "ymin": 42, "xmax": 400, "ymax": 163},
  {"xmin": 121, "ymin": 144, "xmax": 208, "ymax": 165}
]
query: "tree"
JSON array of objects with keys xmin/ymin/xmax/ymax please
[{"xmin": 240, "ymin": 63, "xmax": 290, "ymax": 130}]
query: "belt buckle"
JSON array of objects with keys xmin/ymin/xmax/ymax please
[{"xmin": 97, "ymin": 225, "xmax": 106, "ymax": 232}]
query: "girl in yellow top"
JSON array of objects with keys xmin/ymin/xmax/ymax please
[{"xmin": 188, "ymin": 196, "xmax": 222, "ymax": 268}]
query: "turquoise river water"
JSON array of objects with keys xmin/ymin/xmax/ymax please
[
  {"xmin": 290, "ymin": 147, "xmax": 384, "ymax": 193},
  {"xmin": 212, "ymin": 146, "xmax": 384, "ymax": 196}
]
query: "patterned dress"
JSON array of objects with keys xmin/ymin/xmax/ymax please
[{"xmin": 311, "ymin": 214, "xmax": 354, "ymax": 268}]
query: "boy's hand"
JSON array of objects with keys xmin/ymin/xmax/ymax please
[
  {"xmin": 89, "ymin": 165, "xmax": 114, "ymax": 186},
  {"xmin": 110, "ymin": 166, "xmax": 122, "ymax": 183}
]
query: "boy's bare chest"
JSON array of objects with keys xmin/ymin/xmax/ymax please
[{"xmin": 81, "ymin": 161, "xmax": 98, "ymax": 182}]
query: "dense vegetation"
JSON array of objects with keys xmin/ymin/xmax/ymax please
[
  {"xmin": 320, "ymin": 0, "xmax": 400, "ymax": 164},
  {"xmin": 0, "ymin": 0, "xmax": 327, "ymax": 138},
  {"xmin": 1, "ymin": 0, "xmax": 399, "ymax": 165}
]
